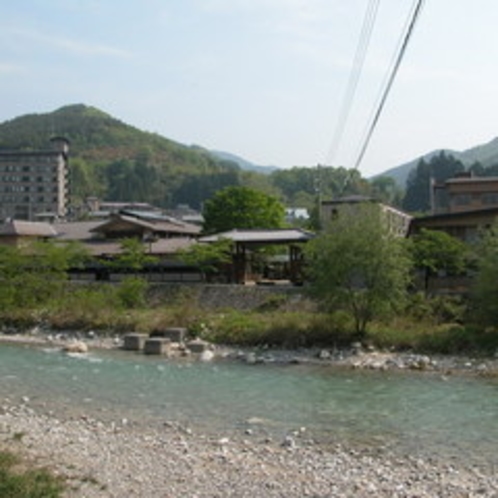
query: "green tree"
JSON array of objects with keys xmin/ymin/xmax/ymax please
[
  {"xmin": 178, "ymin": 239, "xmax": 233, "ymax": 280},
  {"xmin": 112, "ymin": 238, "xmax": 158, "ymax": 271},
  {"xmin": 202, "ymin": 186, "xmax": 285, "ymax": 234},
  {"xmin": 402, "ymin": 152, "xmax": 465, "ymax": 213},
  {"xmin": 469, "ymin": 222, "xmax": 498, "ymax": 327},
  {"xmin": 409, "ymin": 228, "xmax": 468, "ymax": 292},
  {"xmin": 0, "ymin": 240, "xmax": 89, "ymax": 309},
  {"xmin": 369, "ymin": 176, "xmax": 403, "ymax": 207},
  {"xmin": 305, "ymin": 204, "xmax": 412, "ymax": 337}
]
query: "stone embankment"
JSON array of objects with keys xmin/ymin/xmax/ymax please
[{"xmin": 1, "ymin": 401, "xmax": 498, "ymax": 497}]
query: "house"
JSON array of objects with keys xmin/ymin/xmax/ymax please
[
  {"xmin": 0, "ymin": 137, "xmax": 69, "ymax": 221},
  {"xmin": 84, "ymin": 198, "xmax": 162, "ymax": 219},
  {"xmin": 433, "ymin": 173, "xmax": 498, "ymax": 214},
  {"xmin": 166, "ymin": 204, "xmax": 204, "ymax": 226},
  {"xmin": 88, "ymin": 209, "xmax": 200, "ymax": 241},
  {"xmin": 409, "ymin": 206, "xmax": 498, "ymax": 243},
  {"xmin": 321, "ymin": 196, "xmax": 412, "ymax": 237},
  {"xmin": 411, "ymin": 174, "xmax": 498, "ymax": 242},
  {"xmin": 0, "ymin": 219, "xmax": 57, "ymax": 247},
  {"xmin": 53, "ymin": 210, "xmax": 200, "ymax": 281}
]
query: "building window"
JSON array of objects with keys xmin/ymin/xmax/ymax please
[
  {"xmin": 453, "ymin": 194, "xmax": 471, "ymax": 206},
  {"xmin": 482, "ymin": 193, "xmax": 498, "ymax": 205}
]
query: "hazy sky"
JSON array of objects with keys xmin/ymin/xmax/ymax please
[{"xmin": 1, "ymin": 1, "xmax": 497, "ymax": 177}]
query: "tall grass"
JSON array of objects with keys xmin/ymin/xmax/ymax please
[
  {"xmin": 0, "ymin": 281, "xmax": 497, "ymax": 355},
  {"xmin": 0, "ymin": 450, "xmax": 64, "ymax": 498}
]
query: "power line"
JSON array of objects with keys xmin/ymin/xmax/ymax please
[
  {"xmin": 326, "ymin": 0, "xmax": 381, "ymax": 166},
  {"xmin": 352, "ymin": 0, "xmax": 425, "ymax": 171}
]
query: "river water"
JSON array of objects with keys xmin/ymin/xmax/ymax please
[{"xmin": 1, "ymin": 342, "xmax": 497, "ymax": 466}]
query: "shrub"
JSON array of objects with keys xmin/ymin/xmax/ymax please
[
  {"xmin": 115, "ymin": 277, "xmax": 148, "ymax": 309},
  {"xmin": 405, "ymin": 293, "xmax": 466, "ymax": 324},
  {"xmin": 0, "ymin": 450, "xmax": 65, "ymax": 498},
  {"xmin": 193, "ymin": 310, "xmax": 357, "ymax": 348}
]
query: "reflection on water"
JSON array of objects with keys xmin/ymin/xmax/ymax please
[{"xmin": 1, "ymin": 342, "xmax": 497, "ymax": 465}]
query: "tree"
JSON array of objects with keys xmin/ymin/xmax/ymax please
[
  {"xmin": 305, "ymin": 204, "xmax": 412, "ymax": 337},
  {"xmin": 0, "ymin": 240, "xmax": 89, "ymax": 309},
  {"xmin": 402, "ymin": 152, "xmax": 465, "ymax": 213},
  {"xmin": 112, "ymin": 238, "xmax": 158, "ymax": 271},
  {"xmin": 409, "ymin": 228, "xmax": 468, "ymax": 292},
  {"xmin": 469, "ymin": 222, "xmax": 498, "ymax": 327},
  {"xmin": 369, "ymin": 176, "xmax": 403, "ymax": 207},
  {"xmin": 202, "ymin": 186, "xmax": 285, "ymax": 234},
  {"xmin": 178, "ymin": 239, "xmax": 233, "ymax": 281}
]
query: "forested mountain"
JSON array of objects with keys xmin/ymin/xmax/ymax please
[
  {"xmin": 377, "ymin": 136, "xmax": 498, "ymax": 188},
  {"xmin": 0, "ymin": 104, "xmax": 252, "ymax": 209},
  {"xmin": 0, "ymin": 104, "xmax": 398, "ymax": 217}
]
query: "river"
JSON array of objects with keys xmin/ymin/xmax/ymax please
[{"xmin": 1, "ymin": 342, "xmax": 497, "ymax": 467}]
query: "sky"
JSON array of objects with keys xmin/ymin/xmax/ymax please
[{"xmin": 1, "ymin": 1, "xmax": 498, "ymax": 178}]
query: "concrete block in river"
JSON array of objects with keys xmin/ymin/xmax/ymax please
[
  {"xmin": 123, "ymin": 333, "xmax": 148, "ymax": 351},
  {"xmin": 144, "ymin": 338, "xmax": 171, "ymax": 355},
  {"xmin": 150, "ymin": 327, "xmax": 187, "ymax": 343},
  {"xmin": 186, "ymin": 338, "xmax": 210, "ymax": 353}
]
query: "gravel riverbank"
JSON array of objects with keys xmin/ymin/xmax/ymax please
[{"xmin": 1, "ymin": 401, "xmax": 498, "ymax": 497}]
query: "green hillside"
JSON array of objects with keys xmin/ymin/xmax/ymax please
[
  {"xmin": 0, "ymin": 104, "xmax": 212, "ymax": 165},
  {"xmin": 0, "ymin": 104, "xmax": 394, "ymax": 217},
  {"xmin": 0, "ymin": 104, "xmax": 250, "ymax": 210}
]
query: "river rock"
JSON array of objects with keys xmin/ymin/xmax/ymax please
[
  {"xmin": 245, "ymin": 352, "xmax": 257, "ymax": 364},
  {"xmin": 199, "ymin": 350, "xmax": 215, "ymax": 362},
  {"xmin": 62, "ymin": 341, "xmax": 88, "ymax": 353}
]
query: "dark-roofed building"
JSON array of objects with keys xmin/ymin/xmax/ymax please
[
  {"xmin": 409, "ymin": 206, "xmax": 498, "ymax": 243},
  {"xmin": 0, "ymin": 137, "xmax": 69, "ymax": 221},
  {"xmin": 53, "ymin": 210, "xmax": 199, "ymax": 258},
  {"xmin": 90, "ymin": 210, "xmax": 200, "ymax": 240},
  {"xmin": 410, "ymin": 174, "xmax": 498, "ymax": 242},
  {"xmin": 51, "ymin": 211, "xmax": 200, "ymax": 281},
  {"xmin": 0, "ymin": 219, "xmax": 57, "ymax": 246},
  {"xmin": 433, "ymin": 174, "xmax": 498, "ymax": 214}
]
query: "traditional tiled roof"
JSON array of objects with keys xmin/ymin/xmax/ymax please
[
  {"xmin": 82, "ymin": 237, "xmax": 195, "ymax": 256},
  {"xmin": 199, "ymin": 228, "xmax": 315, "ymax": 244},
  {"xmin": 0, "ymin": 220, "xmax": 57, "ymax": 237},
  {"xmin": 53, "ymin": 221, "xmax": 103, "ymax": 240},
  {"xmin": 90, "ymin": 212, "xmax": 201, "ymax": 236}
]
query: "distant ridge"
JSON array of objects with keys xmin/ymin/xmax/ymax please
[
  {"xmin": 375, "ymin": 136, "xmax": 498, "ymax": 187},
  {"xmin": 209, "ymin": 150, "xmax": 278, "ymax": 174}
]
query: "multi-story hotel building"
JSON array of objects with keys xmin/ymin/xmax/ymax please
[
  {"xmin": 433, "ymin": 173, "xmax": 498, "ymax": 214},
  {"xmin": 0, "ymin": 137, "xmax": 69, "ymax": 221}
]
